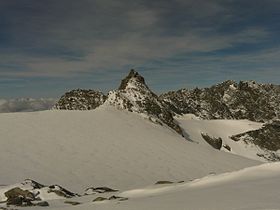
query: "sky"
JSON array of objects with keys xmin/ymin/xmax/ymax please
[{"xmin": 0, "ymin": 0, "xmax": 280, "ymax": 98}]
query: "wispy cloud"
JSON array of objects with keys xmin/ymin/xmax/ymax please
[
  {"xmin": 0, "ymin": 98, "xmax": 57, "ymax": 113},
  {"xmin": 0, "ymin": 0, "xmax": 279, "ymax": 97}
]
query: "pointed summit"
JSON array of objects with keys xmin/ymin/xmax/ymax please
[
  {"xmin": 119, "ymin": 69, "xmax": 145, "ymax": 90},
  {"xmin": 106, "ymin": 69, "xmax": 183, "ymax": 135},
  {"xmin": 118, "ymin": 69, "xmax": 150, "ymax": 93}
]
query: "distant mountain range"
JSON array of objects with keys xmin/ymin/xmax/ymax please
[
  {"xmin": 55, "ymin": 70, "xmax": 183, "ymax": 134},
  {"xmin": 161, "ymin": 80, "xmax": 280, "ymax": 122},
  {"xmin": 55, "ymin": 69, "xmax": 280, "ymax": 124},
  {"xmin": 54, "ymin": 69, "xmax": 280, "ymax": 161}
]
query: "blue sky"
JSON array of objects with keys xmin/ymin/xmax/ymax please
[{"xmin": 0, "ymin": 0, "xmax": 280, "ymax": 98}]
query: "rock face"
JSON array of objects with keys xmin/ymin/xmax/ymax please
[
  {"xmin": 230, "ymin": 120, "xmax": 280, "ymax": 161},
  {"xmin": 201, "ymin": 133, "xmax": 223, "ymax": 150},
  {"xmin": 5, "ymin": 187, "xmax": 35, "ymax": 206},
  {"xmin": 105, "ymin": 70, "xmax": 183, "ymax": 134},
  {"xmin": 54, "ymin": 89, "xmax": 107, "ymax": 110},
  {"xmin": 160, "ymin": 80, "xmax": 280, "ymax": 122}
]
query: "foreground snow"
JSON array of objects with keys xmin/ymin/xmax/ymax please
[
  {"xmin": 0, "ymin": 105, "xmax": 258, "ymax": 194},
  {"xmin": 96, "ymin": 162, "xmax": 280, "ymax": 210},
  {"xmin": 3, "ymin": 162, "xmax": 278, "ymax": 210}
]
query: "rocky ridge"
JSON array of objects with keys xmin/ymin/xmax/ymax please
[
  {"xmin": 160, "ymin": 80, "xmax": 280, "ymax": 122},
  {"xmin": 54, "ymin": 71, "xmax": 279, "ymax": 154},
  {"xmin": 54, "ymin": 70, "xmax": 182, "ymax": 134}
]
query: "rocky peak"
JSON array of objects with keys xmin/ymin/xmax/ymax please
[
  {"xmin": 118, "ymin": 69, "xmax": 146, "ymax": 90},
  {"xmin": 106, "ymin": 70, "xmax": 183, "ymax": 135}
]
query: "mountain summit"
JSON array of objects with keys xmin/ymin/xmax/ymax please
[
  {"xmin": 54, "ymin": 70, "xmax": 279, "ymax": 137},
  {"xmin": 54, "ymin": 70, "xmax": 183, "ymax": 135},
  {"xmin": 118, "ymin": 69, "xmax": 147, "ymax": 91},
  {"xmin": 106, "ymin": 70, "xmax": 183, "ymax": 134}
]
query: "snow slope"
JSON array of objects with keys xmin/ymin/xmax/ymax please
[
  {"xmin": 11, "ymin": 162, "xmax": 280, "ymax": 210},
  {"xmin": 0, "ymin": 105, "xmax": 259, "ymax": 194},
  {"xmin": 176, "ymin": 114, "xmax": 265, "ymax": 161}
]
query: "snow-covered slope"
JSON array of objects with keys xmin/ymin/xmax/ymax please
[
  {"xmin": 176, "ymin": 114, "xmax": 274, "ymax": 161},
  {"xmin": 4, "ymin": 162, "xmax": 279, "ymax": 210},
  {"xmin": 0, "ymin": 105, "xmax": 258, "ymax": 194},
  {"xmin": 87, "ymin": 162, "xmax": 280, "ymax": 210},
  {"xmin": 231, "ymin": 120, "xmax": 280, "ymax": 161}
]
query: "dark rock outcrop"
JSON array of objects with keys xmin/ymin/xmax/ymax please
[
  {"xmin": 155, "ymin": 181, "xmax": 174, "ymax": 185},
  {"xmin": 92, "ymin": 197, "xmax": 107, "ymax": 202},
  {"xmin": 2, "ymin": 179, "xmax": 78, "ymax": 207},
  {"xmin": 85, "ymin": 187, "xmax": 118, "ymax": 195},
  {"xmin": 48, "ymin": 185, "xmax": 78, "ymax": 198},
  {"xmin": 5, "ymin": 187, "xmax": 35, "ymax": 206},
  {"xmin": 54, "ymin": 89, "xmax": 106, "ymax": 110},
  {"xmin": 201, "ymin": 133, "xmax": 223, "ymax": 150}
]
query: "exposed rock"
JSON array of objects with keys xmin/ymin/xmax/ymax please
[
  {"xmin": 201, "ymin": 133, "xmax": 223, "ymax": 150},
  {"xmin": 106, "ymin": 69, "xmax": 183, "ymax": 135},
  {"xmin": 54, "ymin": 89, "xmax": 106, "ymax": 110},
  {"xmin": 108, "ymin": 195, "xmax": 128, "ymax": 201},
  {"xmin": 48, "ymin": 185, "xmax": 78, "ymax": 198},
  {"xmin": 5, "ymin": 187, "xmax": 35, "ymax": 206},
  {"xmin": 92, "ymin": 197, "xmax": 107, "ymax": 202},
  {"xmin": 108, "ymin": 195, "xmax": 122, "ymax": 200},
  {"xmin": 223, "ymin": 144, "xmax": 231, "ymax": 151},
  {"xmin": 160, "ymin": 80, "xmax": 280, "ymax": 122},
  {"xmin": 119, "ymin": 197, "xmax": 129, "ymax": 201},
  {"xmin": 118, "ymin": 69, "xmax": 146, "ymax": 90},
  {"xmin": 85, "ymin": 187, "xmax": 118, "ymax": 195},
  {"xmin": 1, "ymin": 179, "xmax": 78, "ymax": 208},
  {"xmin": 155, "ymin": 181, "xmax": 174, "ymax": 185},
  {"xmin": 22, "ymin": 179, "xmax": 45, "ymax": 189}
]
